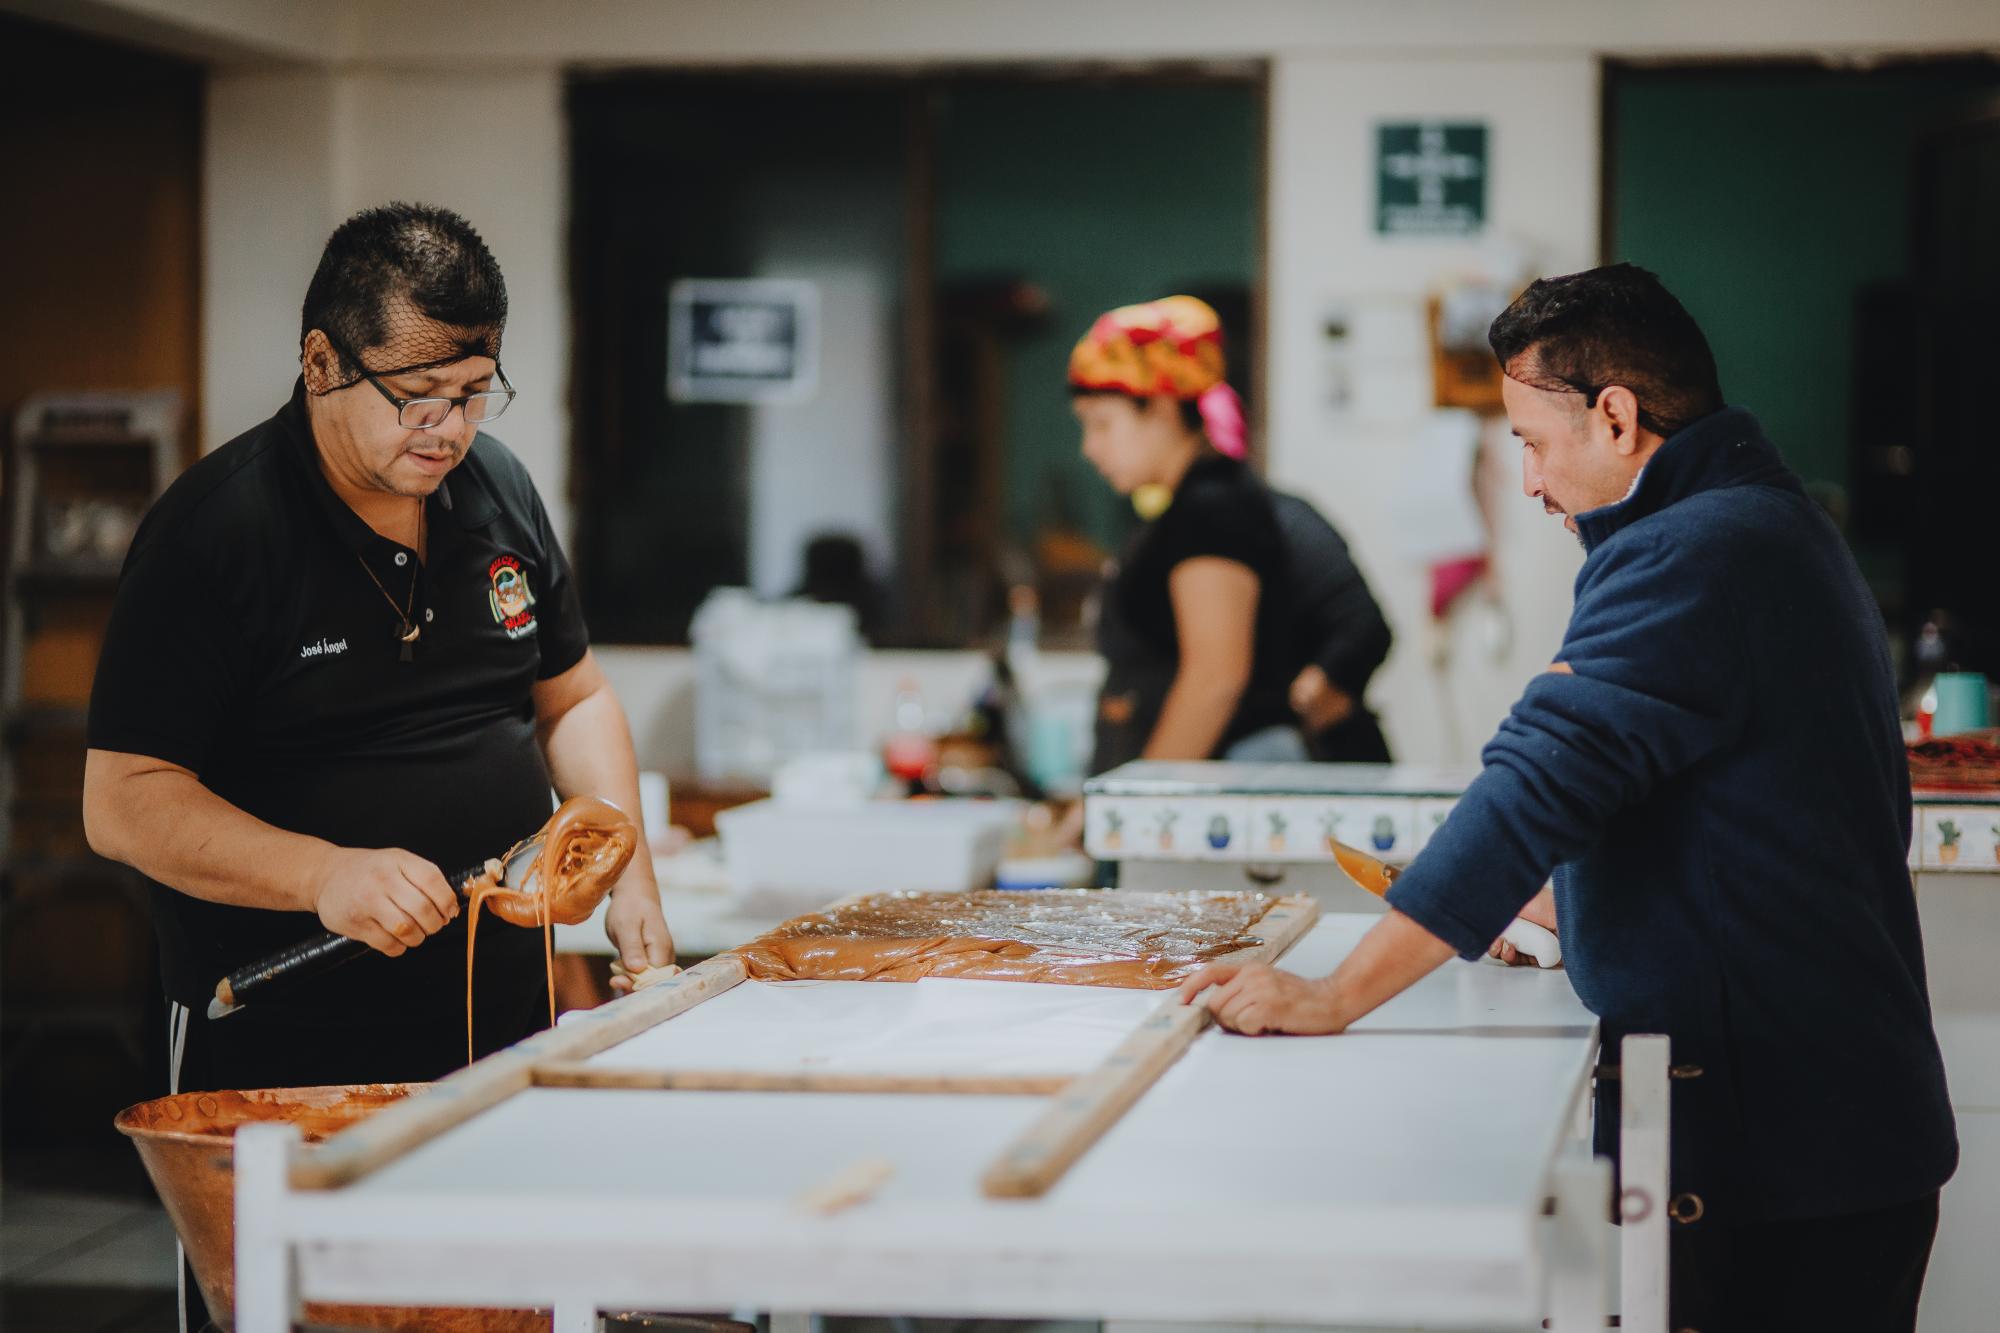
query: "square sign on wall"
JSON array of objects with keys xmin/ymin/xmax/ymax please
[
  {"xmin": 1376, "ymin": 123, "xmax": 1488, "ymax": 237},
  {"xmin": 668, "ymin": 278, "xmax": 819, "ymax": 404}
]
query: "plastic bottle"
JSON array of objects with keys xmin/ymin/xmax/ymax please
[{"xmin": 883, "ymin": 677, "xmax": 936, "ymax": 791}]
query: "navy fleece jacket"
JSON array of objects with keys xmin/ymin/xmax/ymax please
[{"xmin": 1386, "ymin": 407, "xmax": 1957, "ymax": 1224}]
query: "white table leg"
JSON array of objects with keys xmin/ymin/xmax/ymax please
[
  {"xmin": 552, "ymin": 1299, "xmax": 599, "ymax": 1332},
  {"xmin": 770, "ymin": 1313, "xmax": 816, "ymax": 1333},
  {"xmin": 234, "ymin": 1123, "xmax": 300, "ymax": 1333},
  {"xmin": 1546, "ymin": 1151, "xmax": 1612, "ymax": 1333},
  {"xmin": 1619, "ymin": 1033, "xmax": 1671, "ymax": 1333}
]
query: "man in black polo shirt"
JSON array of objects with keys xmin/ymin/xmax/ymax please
[{"xmin": 83, "ymin": 202, "xmax": 674, "ymax": 1100}]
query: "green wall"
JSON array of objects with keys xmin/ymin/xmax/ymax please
[
  {"xmin": 1612, "ymin": 66, "xmax": 2000, "ymax": 493},
  {"xmin": 936, "ymin": 82, "xmax": 1259, "ymax": 552}
]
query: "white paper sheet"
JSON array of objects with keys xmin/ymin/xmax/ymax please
[{"xmin": 583, "ymin": 976, "xmax": 1165, "ymax": 1076}]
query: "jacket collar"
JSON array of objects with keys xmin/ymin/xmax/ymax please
[
  {"xmin": 1572, "ymin": 407, "xmax": 1799, "ymax": 553},
  {"xmin": 276, "ymin": 377, "xmax": 502, "ymax": 545}
]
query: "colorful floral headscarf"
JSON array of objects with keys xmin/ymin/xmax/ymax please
[{"xmin": 1067, "ymin": 295, "xmax": 1246, "ymax": 459}]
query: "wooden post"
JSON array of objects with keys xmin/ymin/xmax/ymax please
[
  {"xmin": 980, "ymin": 896, "xmax": 1319, "ymax": 1198},
  {"xmin": 1545, "ymin": 1151, "xmax": 1612, "ymax": 1333},
  {"xmin": 234, "ymin": 1122, "xmax": 300, "ymax": 1332},
  {"xmin": 1619, "ymin": 1033, "xmax": 1671, "ymax": 1333}
]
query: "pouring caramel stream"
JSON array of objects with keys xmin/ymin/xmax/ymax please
[{"xmin": 460, "ymin": 797, "xmax": 638, "ymax": 1063}]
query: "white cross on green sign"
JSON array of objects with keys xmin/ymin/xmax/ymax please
[{"xmin": 1377, "ymin": 123, "xmax": 1487, "ymax": 237}]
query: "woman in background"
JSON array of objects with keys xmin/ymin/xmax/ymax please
[{"xmin": 1071, "ymin": 296, "xmax": 1304, "ymax": 772}]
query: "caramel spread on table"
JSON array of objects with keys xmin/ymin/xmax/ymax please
[
  {"xmin": 463, "ymin": 797, "xmax": 638, "ymax": 1063},
  {"xmin": 731, "ymin": 889, "xmax": 1276, "ymax": 988}
]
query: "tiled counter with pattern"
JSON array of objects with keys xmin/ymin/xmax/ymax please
[
  {"xmin": 1085, "ymin": 761, "xmax": 2000, "ymax": 873},
  {"xmin": 1083, "ymin": 762, "xmax": 1476, "ymax": 867}
]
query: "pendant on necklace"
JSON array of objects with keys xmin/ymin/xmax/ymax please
[{"xmin": 398, "ymin": 620, "xmax": 420, "ymax": 662}]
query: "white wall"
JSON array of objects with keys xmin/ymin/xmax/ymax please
[
  {"xmin": 337, "ymin": 70, "xmax": 571, "ymax": 538},
  {"xmin": 1265, "ymin": 53, "xmax": 1600, "ymax": 761},
  {"xmin": 201, "ymin": 67, "xmax": 573, "ymax": 534},
  {"xmin": 342, "ymin": 0, "xmax": 2000, "ymax": 65},
  {"xmin": 201, "ymin": 71, "xmax": 341, "ymax": 452}
]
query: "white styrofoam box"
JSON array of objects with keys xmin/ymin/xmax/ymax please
[
  {"xmin": 1090, "ymin": 794, "xmax": 1431, "ymax": 864},
  {"xmin": 1413, "ymin": 799, "xmax": 1458, "ymax": 853},
  {"xmin": 1340, "ymin": 801, "xmax": 1420, "ymax": 864},
  {"xmin": 1135, "ymin": 799, "xmax": 1190, "ymax": 859},
  {"xmin": 1922, "ymin": 807, "xmax": 2000, "ymax": 872},
  {"xmin": 1092, "ymin": 797, "xmax": 1253, "ymax": 861},
  {"xmin": 1247, "ymin": 798, "xmax": 1345, "ymax": 861},
  {"xmin": 716, "ymin": 799, "xmax": 1015, "ymax": 913},
  {"xmin": 1086, "ymin": 798, "xmax": 1147, "ymax": 860},
  {"xmin": 1317, "ymin": 800, "xmax": 1372, "ymax": 858},
  {"xmin": 1180, "ymin": 799, "xmax": 1253, "ymax": 862}
]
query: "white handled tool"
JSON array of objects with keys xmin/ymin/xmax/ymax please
[{"xmin": 1495, "ymin": 916, "xmax": 1561, "ymax": 968}]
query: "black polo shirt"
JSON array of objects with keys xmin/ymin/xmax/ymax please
[
  {"xmin": 1093, "ymin": 454, "xmax": 1299, "ymax": 771},
  {"xmin": 88, "ymin": 380, "xmax": 590, "ymax": 1061}
]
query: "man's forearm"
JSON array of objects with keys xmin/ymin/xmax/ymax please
[
  {"xmin": 1320, "ymin": 908, "xmax": 1459, "ymax": 1027},
  {"xmin": 83, "ymin": 751, "xmax": 334, "ymax": 912},
  {"xmin": 1142, "ymin": 672, "xmax": 1245, "ymax": 760}
]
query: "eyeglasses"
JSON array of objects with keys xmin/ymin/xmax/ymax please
[
  {"xmin": 352, "ymin": 362, "xmax": 515, "ymax": 431},
  {"xmin": 360, "ymin": 360, "xmax": 516, "ymax": 428},
  {"xmin": 1553, "ymin": 377, "xmax": 1677, "ymax": 438}
]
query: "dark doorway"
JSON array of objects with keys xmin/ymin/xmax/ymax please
[
  {"xmin": 566, "ymin": 67, "xmax": 1264, "ymax": 648},
  {"xmin": 1604, "ymin": 58, "xmax": 2000, "ymax": 680}
]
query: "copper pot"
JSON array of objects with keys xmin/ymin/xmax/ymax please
[{"xmin": 114, "ymin": 1084, "xmax": 547, "ymax": 1332}]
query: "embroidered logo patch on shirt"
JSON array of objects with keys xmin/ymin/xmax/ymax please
[{"xmin": 488, "ymin": 554, "xmax": 538, "ymax": 640}]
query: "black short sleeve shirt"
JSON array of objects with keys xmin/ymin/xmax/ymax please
[
  {"xmin": 88, "ymin": 380, "xmax": 591, "ymax": 1032},
  {"xmin": 1093, "ymin": 454, "xmax": 1300, "ymax": 767}
]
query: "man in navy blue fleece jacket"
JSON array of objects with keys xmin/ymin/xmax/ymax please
[{"xmin": 1182, "ymin": 265, "xmax": 1956, "ymax": 1331}]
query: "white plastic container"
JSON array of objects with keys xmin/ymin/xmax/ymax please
[
  {"xmin": 716, "ymin": 799, "xmax": 1017, "ymax": 914},
  {"xmin": 691, "ymin": 589, "xmax": 858, "ymax": 785}
]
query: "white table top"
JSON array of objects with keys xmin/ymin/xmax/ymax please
[{"xmin": 280, "ymin": 916, "xmax": 1599, "ymax": 1327}]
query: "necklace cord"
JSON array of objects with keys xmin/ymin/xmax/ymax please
[{"xmin": 354, "ymin": 498, "xmax": 425, "ymax": 640}]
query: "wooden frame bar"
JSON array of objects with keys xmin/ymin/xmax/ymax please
[
  {"xmin": 290, "ymin": 954, "xmax": 750, "ymax": 1189},
  {"xmin": 531, "ymin": 1064, "xmax": 1069, "ymax": 1096},
  {"xmin": 981, "ymin": 894, "xmax": 1320, "ymax": 1198}
]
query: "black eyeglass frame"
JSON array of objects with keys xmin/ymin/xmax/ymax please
[
  {"xmin": 1551, "ymin": 377, "xmax": 1679, "ymax": 439},
  {"xmin": 327, "ymin": 338, "xmax": 516, "ymax": 431}
]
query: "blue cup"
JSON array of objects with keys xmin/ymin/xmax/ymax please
[{"xmin": 1933, "ymin": 672, "xmax": 1991, "ymax": 736}]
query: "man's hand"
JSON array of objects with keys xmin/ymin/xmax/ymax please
[
  {"xmin": 311, "ymin": 847, "xmax": 459, "ymax": 957},
  {"xmin": 605, "ymin": 885, "xmax": 675, "ymax": 995},
  {"xmin": 1178, "ymin": 962, "xmax": 1346, "ymax": 1035},
  {"xmin": 1488, "ymin": 884, "xmax": 1560, "ymax": 966},
  {"xmin": 1290, "ymin": 664, "xmax": 1356, "ymax": 734}
]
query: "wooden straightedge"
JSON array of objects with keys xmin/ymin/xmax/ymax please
[
  {"xmin": 981, "ymin": 894, "xmax": 1321, "ymax": 1198},
  {"xmin": 289, "ymin": 953, "xmax": 749, "ymax": 1190},
  {"xmin": 531, "ymin": 1064, "xmax": 1069, "ymax": 1096}
]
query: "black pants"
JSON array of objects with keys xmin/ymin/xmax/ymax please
[
  {"xmin": 1307, "ymin": 707, "xmax": 1392, "ymax": 763},
  {"xmin": 1670, "ymin": 1191, "xmax": 1940, "ymax": 1332}
]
